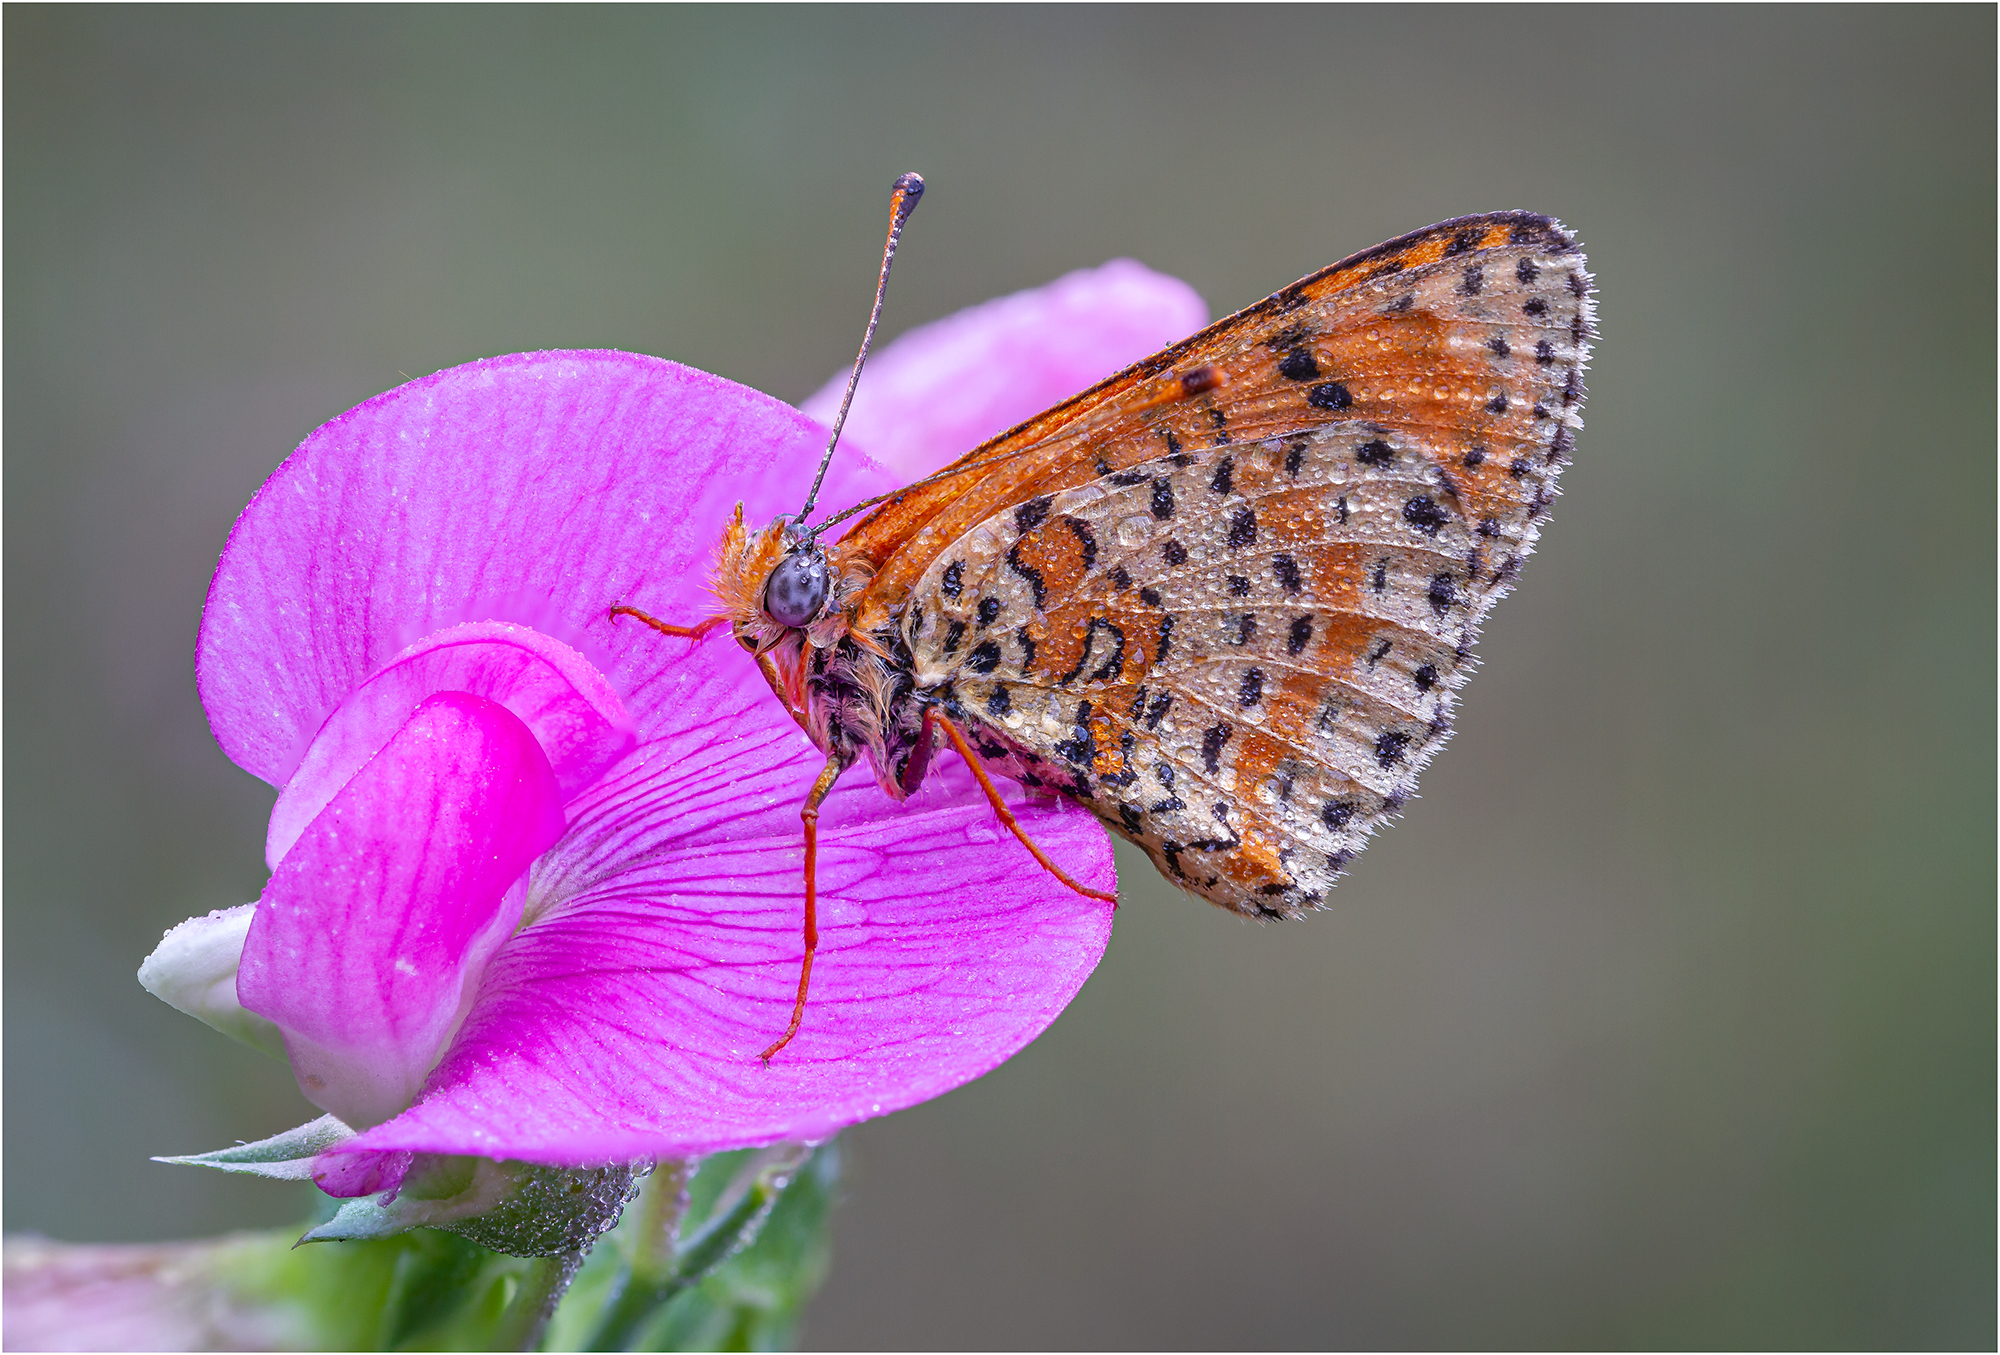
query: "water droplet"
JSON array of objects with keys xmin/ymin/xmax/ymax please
[{"xmin": 1115, "ymin": 515, "xmax": 1154, "ymax": 549}]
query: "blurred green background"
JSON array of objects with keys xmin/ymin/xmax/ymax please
[{"xmin": 6, "ymin": 6, "xmax": 1991, "ymax": 1349}]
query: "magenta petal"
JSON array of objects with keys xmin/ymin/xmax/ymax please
[
  {"xmin": 238, "ymin": 692, "xmax": 566, "ymax": 1129},
  {"xmin": 347, "ymin": 754, "xmax": 1115, "ymax": 1163},
  {"xmin": 800, "ymin": 259, "xmax": 1208, "ymax": 480},
  {"xmin": 311, "ymin": 1149, "xmax": 413, "ymax": 1200},
  {"xmin": 266, "ymin": 621, "xmax": 634, "ymax": 868},
  {"xmin": 198, "ymin": 352, "xmax": 897, "ymax": 788}
]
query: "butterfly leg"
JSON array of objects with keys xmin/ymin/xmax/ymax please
[
  {"xmin": 924, "ymin": 708, "xmax": 1118, "ymax": 905},
  {"xmin": 608, "ymin": 605, "xmax": 727, "ymax": 649},
  {"xmin": 759, "ymin": 756, "xmax": 848, "ymax": 1064}
]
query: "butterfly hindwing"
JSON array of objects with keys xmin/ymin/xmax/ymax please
[{"xmin": 867, "ymin": 213, "xmax": 1593, "ymax": 915}]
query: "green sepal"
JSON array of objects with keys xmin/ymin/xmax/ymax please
[
  {"xmin": 301, "ymin": 1156, "xmax": 641, "ymax": 1259},
  {"xmin": 153, "ymin": 1113, "xmax": 355, "ymax": 1180}
]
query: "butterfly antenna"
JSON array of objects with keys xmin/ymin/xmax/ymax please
[{"xmin": 799, "ymin": 171, "xmax": 925, "ymax": 530}]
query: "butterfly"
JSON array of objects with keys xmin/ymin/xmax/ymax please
[{"xmin": 616, "ymin": 174, "xmax": 1595, "ymax": 1059}]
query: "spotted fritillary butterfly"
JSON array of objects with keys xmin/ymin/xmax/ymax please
[{"xmin": 617, "ymin": 175, "xmax": 1596, "ymax": 1059}]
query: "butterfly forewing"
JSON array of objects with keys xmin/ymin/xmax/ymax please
[{"xmin": 855, "ymin": 212, "xmax": 1592, "ymax": 918}]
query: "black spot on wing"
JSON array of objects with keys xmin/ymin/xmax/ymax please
[
  {"xmin": 1004, "ymin": 541, "xmax": 1046, "ymax": 609},
  {"xmin": 1278, "ymin": 348, "xmax": 1320, "ymax": 381},
  {"xmin": 1308, "ymin": 382, "xmax": 1352, "ymax": 410},
  {"xmin": 1063, "ymin": 515, "xmax": 1098, "ymax": 570},
  {"xmin": 1151, "ymin": 478, "xmax": 1175, "ymax": 519},
  {"xmin": 976, "ymin": 596, "xmax": 1001, "ymax": 628},
  {"xmin": 1015, "ymin": 497, "xmax": 1053, "ymax": 533},
  {"xmin": 1403, "ymin": 496, "xmax": 1449, "ymax": 536},
  {"xmin": 1272, "ymin": 554, "xmax": 1302, "ymax": 593},
  {"xmin": 1053, "ymin": 702, "xmax": 1097, "ymax": 767},
  {"xmin": 941, "ymin": 560, "xmax": 963, "ymax": 599},
  {"xmin": 1202, "ymin": 724, "xmax": 1232, "ymax": 774},
  {"xmin": 1227, "ymin": 506, "xmax": 1257, "ymax": 549},
  {"xmin": 1210, "ymin": 456, "xmax": 1233, "ymax": 495},
  {"xmin": 1374, "ymin": 729, "xmax": 1410, "ymax": 766},
  {"xmin": 1087, "ymin": 618, "xmax": 1126, "ymax": 682},
  {"xmin": 1428, "ymin": 573, "xmax": 1458, "ymax": 613}
]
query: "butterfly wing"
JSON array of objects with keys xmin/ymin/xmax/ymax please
[{"xmin": 871, "ymin": 213, "xmax": 1594, "ymax": 917}]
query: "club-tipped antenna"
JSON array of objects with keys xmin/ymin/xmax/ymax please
[{"xmin": 798, "ymin": 171, "xmax": 925, "ymax": 532}]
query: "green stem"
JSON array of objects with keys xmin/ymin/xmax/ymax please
[
  {"xmin": 627, "ymin": 1159, "xmax": 695, "ymax": 1284},
  {"xmin": 494, "ymin": 1249, "xmax": 585, "ymax": 1352},
  {"xmin": 583, "ymin": 1169, "xmax": 780, "ymax": 1351}
]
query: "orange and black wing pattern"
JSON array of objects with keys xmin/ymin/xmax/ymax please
[{"xmin": 866, "ymin": 212, "xmax": 1594, "ymax": 917}]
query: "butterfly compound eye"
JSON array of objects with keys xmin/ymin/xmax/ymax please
[{"xmin": 763, "ymin": 549, "xmax": 831, "ymax": 629}]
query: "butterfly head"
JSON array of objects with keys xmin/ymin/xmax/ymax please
[
  {"xmin": 762, "ymin": 539, "xmax": 830, "ymax": 629},
  {"xmin": 712, "ymin": 506, "xmax": 860, "ymax": 655}
]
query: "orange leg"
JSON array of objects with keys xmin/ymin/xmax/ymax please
[
  {"xmin": 925, "ymin": 709, "xmax": 1119, "ymax": 905},
  {"xmin": 759, "ymin": 758, "xmax": 847, "ymax": 1064},
  {"xmin": 608, "ymin": 605, "xmax": 727, "ymax": 649}
]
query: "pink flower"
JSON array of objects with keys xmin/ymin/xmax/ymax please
[{"xmin": 148, "ymin": 262, "xmax": 1208, "ymax": 1187}]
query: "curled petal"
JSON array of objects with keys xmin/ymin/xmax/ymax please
[
  {"xmin": 238, "ymin": 692, "xmax": 566, "ymax": 1129},
  {"xmin": 267, "ymin": 621, "xmax": 634, "ymax": 868},
  {"xmin": 800, "ymin": 258, "xmax": 1208, "ymax": 480}
]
